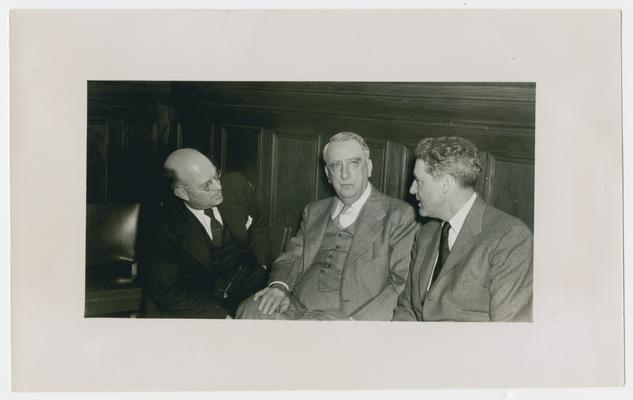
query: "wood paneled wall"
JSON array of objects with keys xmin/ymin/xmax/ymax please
[{"xmin": 88, "ymin": 81, "xmax": 535, "ymax": 232}]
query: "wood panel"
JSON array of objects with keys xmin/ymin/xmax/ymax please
[
  {"xmin": 384, "ymin": 141, "xmax": 411, "ymax": 199},
  {"xmin": 178, "ymin": 82, "xmax": 535, "ymax": 128},
  {"xmin": 178, "ymin": 121, "xmax": 217, "ymax": 161},
  {"xmin": 181, "ymin": 103, "xmax": 535, "ymax": 160},
  {"xmin": 483, "ymin": 155, "xmax": 534, "ymax": 231},
  {"xmin": 271, "ymin": 132, "xmax": 321, "ymax": 231},
  {"xmin": 87, "ymin": 121, "xmax": 109, "ymax": 201},
  {"xmin": 221, "ymin": 124, "xmax": 262, "ymax": 189},
  {"xmin": 365, "ymin": 138, "xmax": 387, "ymax": 192}
]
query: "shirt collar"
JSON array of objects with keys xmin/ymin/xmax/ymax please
[
  {"xmin": 184, "ymin": 203, "xmax": 223, "ymax": 224},
  {"xmin": 184, "ymin": 203, "xmax": 205, "ymax": 217},
  {"xmin": 447, "ymin": 192, "xmax": 477, "ymax": 237},
  {"xmin": 331, "ymin": 184, "xmax": 372, "ymax": 219}
]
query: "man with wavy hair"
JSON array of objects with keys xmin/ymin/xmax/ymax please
[{"xmin": 394, "ymin": 136, "xmax": 533, "ymax": 322}]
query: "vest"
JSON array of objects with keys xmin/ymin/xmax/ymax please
[{"xmin": 294, "ymin": 215, "xmax": 360, "ymax": 312}]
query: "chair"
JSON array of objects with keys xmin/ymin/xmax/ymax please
[
  {"xmin": 84, "ymin": 203, "xmax": 143, "ymax": 317},
  {"xmin": 268, "ymin": 224, "xmax": 293, "ymax": 261}
]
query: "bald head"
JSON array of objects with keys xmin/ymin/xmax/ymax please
[
  {"xmin": 164, "ymin": 148, "xmax": 223, "ymax": 209},
  {"xmin": 164, "ymin": 149, "xmax": 215, "ymax": 186}
]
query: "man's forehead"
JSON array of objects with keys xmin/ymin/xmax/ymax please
[
  {"xmin": 326, "ymin": 140, "xmax": 364, "ymax": 160},
  {"xmin": 413, "ymin": 159, "xmax": 429, "ymax": 176}
]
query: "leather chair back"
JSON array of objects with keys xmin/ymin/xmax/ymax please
[
  {"xmin": 85, "ymin": 202, "xmax": 143, "ymax": 317},
  {"xmin": 86, "ymin": 203, "xmax": 140, "ymax": 268}
]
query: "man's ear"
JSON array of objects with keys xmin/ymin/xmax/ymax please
[
  {"xmin": 173, "ymin": 188, "xmax": 189, "ymax": 201},
  {"xmin": 440, "ymin": 174, "xmax": 455, "ymax": 193},
  {"xmin": 324, "ymin": 166, "xmax": 331, "ymax": 183},
  {"xmin": 366, "ymin": 158, "xmax": 373, "ymax": 178}
]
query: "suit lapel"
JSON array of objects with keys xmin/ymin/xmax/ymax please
[
  {"xmin": 345, "ymin": 188, "xmax": 386, "ymax": 267},
  {"xmin": 416, "ymin": 221, "xmax": 442, "ymax": 303},
  {"xmin": 432, "ymin": 196, "xmax": 485, "ymax": 285},
  {"xmin": 302, "ymin": 199, "xmax": 333, "ymax": 267},
  {"xmin": 217, "ymin": 202, "xmax": 248, "ymax": 248},
  {"xmin": 176, "ymin": 204, "xmax": 214, "ymax": 270}
]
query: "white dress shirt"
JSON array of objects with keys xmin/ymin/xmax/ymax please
[
  {"xmin": 184, "ymin": 203, "xmax": 223, "ymax": 241},
  {"xmin": 446, "ymin": 192, "xmax": 477, "ymax": 249},
  {"xmin": 330, "ymin": 184, "xmax": 372, "ymax": 228},
  {"xmin": 426, "ymin": 192, "xmax": 477, "ymax": 291}
]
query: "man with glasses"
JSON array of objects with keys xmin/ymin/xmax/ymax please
[
  {"xmin": 141, "ymin": 148, "xmax": 271, "ymax": 318},
  {"xmin": 237, "ymin": 132, "xmax": 418, "ymax": 320}
]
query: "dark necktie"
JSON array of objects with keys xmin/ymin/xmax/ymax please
[
  {"xmin": 430, "ymin": 222, "xmax": 451, "ymax": 287},
  {"xmin": 204, "ymin": 208, "xmax": 223, "ymax": 247}
]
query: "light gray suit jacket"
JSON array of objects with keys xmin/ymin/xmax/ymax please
[
  {"xmin": 270, "ymin": 186, "xmax": 418, "ymax": 321},
  {"xmin": 393, "ymin": 196, "xmax": 533, "ymax": 322}
]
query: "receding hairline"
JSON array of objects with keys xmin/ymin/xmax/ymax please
[
  {"xmin": 322, "ymin": 132, "xmax": 370, "ymax": 162},
  {"xmin": 163, "ymin": 148, "xmax": 216, "ymax": 187}
]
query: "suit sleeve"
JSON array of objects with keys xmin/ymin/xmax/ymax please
[
  {"xmin": 489, "ymin": 223, "xmax": 533, "ymax": 322},
  {"xmin": 350, "ymin": 205, "xmax": 419, "ymax": 321},
  {"xmin": 268, "ymin": 206, "xmax": 308, "ymax": 289},
  {"xmin": 233, "ymin": 174, "xmax": 271, "ymax": 267},
  {"xmin": 142, "ymin": 223, "xmax": 227, "ymax": 318}
]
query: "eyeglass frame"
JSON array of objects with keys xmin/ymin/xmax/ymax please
[{"xmin": 176, "ymin": 170, "xmax": 222, "ymax": 192}]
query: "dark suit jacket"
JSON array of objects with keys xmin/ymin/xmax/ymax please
[
  {"xmin": 393, "ymin": 196, "xmax": 533, "ymax": 322},
  {"xmin": 270, "ymin": 186, "xmax": 418, "ymax": 320},
  {"xmin": 141, "ymin": 172, "xmax": 271, "ymax": 318}
]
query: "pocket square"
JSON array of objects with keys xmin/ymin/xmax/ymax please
[{"xmin": 245, "ymin": 215, "xmax": 253, "ymax": 230}]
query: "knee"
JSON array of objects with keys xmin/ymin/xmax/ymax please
[{"xmin": 236, "ymin": 294, "xmax": 261, "ymax": 319}]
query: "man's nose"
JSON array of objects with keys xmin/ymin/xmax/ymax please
[
  {"xmin": 340, "ymin": 163, "xmax": 350, "ymax": 179},
  {"xmin": 409, "ymin": 181, "xmax": 417, "ymax": 195}
]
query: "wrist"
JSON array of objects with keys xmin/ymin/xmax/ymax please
[
  {"xmin": 268, "ymin": 281, "xmax": 290, "ymax": 292},
  {"xmin": 269, "ymin": 282, "xmax": 289, "ymax": 293}
]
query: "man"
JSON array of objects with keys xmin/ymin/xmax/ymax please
[
  {"xmin": 141, "ymin": 148, "xmax": 271, "ymax": 318},
  {"xmin": 237, "ymin": 132, "xmax": 418, "ymax": 321},
  {"xmin": 393, "ymin": 136, "xmax": 533, "ymax": 322}
]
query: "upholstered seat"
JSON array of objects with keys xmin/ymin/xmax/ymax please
[{"xmin": 84, "ymin": 203, "xmax": 143, "ymax": 317}]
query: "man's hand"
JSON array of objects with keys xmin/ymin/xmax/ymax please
[{"xmin": 253, "ymin": 286, "xmax": 290, "ymax": 315}]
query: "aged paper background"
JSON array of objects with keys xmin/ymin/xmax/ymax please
[{"xmin": 8, "ymin": 8, "xmax": 624, "ymax": 393}]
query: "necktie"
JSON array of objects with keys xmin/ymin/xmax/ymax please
[
  {"xmin": 204, "ymin": 208, "xmax": 223, "ymax": 247},
  {"xmin": 430, "ymin": 222, "xmax": 451, "ymax": 287},
  {"xmin": 337, "ymin": 204, "xmax": 354, "ymax": 228}
]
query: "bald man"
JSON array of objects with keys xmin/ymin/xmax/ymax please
[{"xmin": 140, "ymin": 148, "xmax": 271, "ymax": 318}]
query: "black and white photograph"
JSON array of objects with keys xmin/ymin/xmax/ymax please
[
  {"xmin": 6, "ymin": 7, "xmax": 626, "ymax": 395},
  {"xmin": 84, "ymin": 81, "xmax": 535, "ymax": 322}
]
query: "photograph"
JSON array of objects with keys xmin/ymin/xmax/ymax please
[
  {"xmin": 8, "ymin": 8, "xmax": 624, "ymax": 392},
  {"xmin": 84, "ymin": 81, "xmax": 535, "ymax": 322}
]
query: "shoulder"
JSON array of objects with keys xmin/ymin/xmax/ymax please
[
  {"xmin": 372, "ymin": 188, "xmax": 416, "ymax": 219},
  {"xmin": 142, "ymin": 199, "xmax": 187, "ymax": 241},
  {"xmin": 220, "ymin": 172, "xmax": 253, "ymax": 194},
  {"xmin": 480, "ymin": 201, "xmax": 532, "ymax": 239},
  {"xmin": 305, "ymin": 196, "xmax": 335, "ymax": 213},
  {"xmin": 413, "ymin": 219, "xmax": 441, "ymax": 249}
]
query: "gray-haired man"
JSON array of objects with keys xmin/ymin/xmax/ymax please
[{"xmin": 237, "ymin": 132, "xmax": 418, "ymax": 320}]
